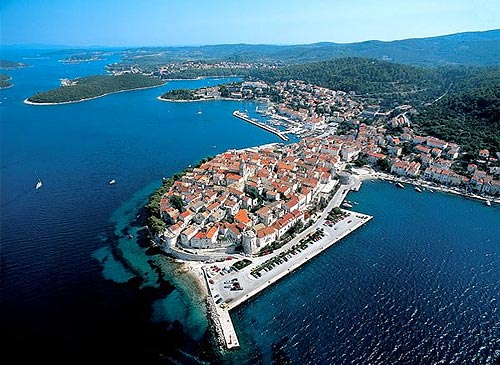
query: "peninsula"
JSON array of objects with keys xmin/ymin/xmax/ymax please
[
  {"xmin": 147, "ymin": 76, "xmax": 499, "ymax": 351},
  {"xmin": 25, "ymin": 73, "xmax": 165, "ymax": 105}
]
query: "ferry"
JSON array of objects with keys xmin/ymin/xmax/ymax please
[
  {"xmin": 414, "ymin": 186, "xmax": 422, "ymax": 193},
  {"xmin": 395, "ymin": 182, "xmax": 404, "ymax": 188}
]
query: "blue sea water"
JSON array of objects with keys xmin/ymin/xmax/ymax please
[{"xmin": 1, "ymin": 48, "xmax": 499, "ymax": 364}]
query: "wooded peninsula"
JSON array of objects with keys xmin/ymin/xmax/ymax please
[{"xmin": 26, "ymin": 74, "xmax": 165, "ymax": 104}]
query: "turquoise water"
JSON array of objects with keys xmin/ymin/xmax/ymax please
[
  {"xmin": 1, "ymin": 47, "xmax": 499, "ymax": 364},
  {"xmin": 0, "ymin": 48, "xmax": 279, "ymax": 363}
]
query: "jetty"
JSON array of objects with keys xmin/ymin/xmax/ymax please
[
  {"xmin": 233, "ymin": 110, "xmax": 289, "ymax": 141},
  {"xmin": 201, "ymin": 177, "xmax": 371, "ymax": 350}
]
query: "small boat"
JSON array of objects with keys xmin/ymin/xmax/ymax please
[
  {"xmin": 429, "ymin": 189, "xmax": 435, "ymax": 193},
  {"xmin": 342, "ymin": 202, "xmax": 353, "ymax": 208},
  {"xmin": 395, "ymin": 182, "xmax": 404, "ymax": 188},
  {"xmin": 485, "ymin": 200, "xmax": 492, "ymax": 206},
  {"xmin": 414, "ymin": 186, "xmax": 422, "ymax": 193},
  {"xmin": 109, "ymin": 179, "xmax": 116, "ymax": 185},
  {"xmin": 212, "ymin": 145, "xmax": 217, "ymax": 149},
  {"xmin": 35, "ymin": 178, "xmax": 43, "ymax": 190},
  {"xmin": 197, "ymin": 107, "xmax": 202, "ymax": 115},
  {"xmin": 127, "ymin": 234, "xmax": 134, "ymax": 239}
]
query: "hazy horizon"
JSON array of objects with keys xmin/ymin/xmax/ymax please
[{"xmin": 2, "ymin": 0, "xmax": 500, "ymax": 47}]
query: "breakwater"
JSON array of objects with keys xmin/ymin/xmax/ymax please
[{"xmin": 232, "ymin": 110, "xmax": 289, "ymax": 141}]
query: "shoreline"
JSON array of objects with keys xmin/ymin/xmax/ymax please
[
  {"xmin": 24, "ymin": 82, "xmax": 166, "ymax": 106},
  {"xmin": 354, "ymin": 168, "xmax": 500, "ymax": 205},
  {"xmin": 157, "ymin": 95, "xmax": 242, "ymax": 103}
]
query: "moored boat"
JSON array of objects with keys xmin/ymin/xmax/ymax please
[
  {"xmin": 395, "ymin": 182, "xmax": 404, "ymax": 188},
  {"xmin": 414, "ymin": 186, "xmax": 422, "ymax": 193},
  {"xmin": 485, "ymin": 200, "xmax": 492, "ymax": 206}
]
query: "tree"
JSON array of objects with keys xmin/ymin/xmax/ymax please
[
  {"xmin": 377, "ymin": 158, "xmax": 391, "ymax": 172},
  {"xmin": 170, "ymin": 195, "xmax": 184, "ymax": 212}
]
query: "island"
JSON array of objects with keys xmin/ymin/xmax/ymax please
[
  {"xmin": 0, "ymin": 74, "xmax": 13, "ymax": 89},
  {"xmin": 0, "ymin": 59, "xmax": 29, "ymax": 70},
  {"xmin": 158, "ymin": 88, "xmax": 202, "ymax": 101},
  {"xmin": 25, "ymin": 73, "xmax": 165, "ymax": 105}
]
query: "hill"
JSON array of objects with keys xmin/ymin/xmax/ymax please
[{"xmin": 116, "ymin": 29, "xmax": 500, "ymax": 68}]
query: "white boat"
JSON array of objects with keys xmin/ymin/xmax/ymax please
[
  {"xmin": 109, "ymin": 179, "xmax": 116, "ymax": 185},
  {"xmin": 35, "ymin": 178, "xmax": 42, "ymax": 190},
  {"xmin": 342, "ymin": 202, "xmax": 353, "ymax": 208},
  {"xmin": 485, "ymin": 200, "xmax": 492, "ymax": 206},
  {"xmin": 197, "ymin": 108, "xmax": 202, "ymax": 115},
  {"xmin": 414, "ymin": 186, "xmax": 422, "ymax": 193},
  {"xmin": 395, "ymin": 182, "xmax": 404, "ymax": 188}
]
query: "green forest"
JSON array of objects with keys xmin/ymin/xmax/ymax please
[
  {"xmin": 0, "ymin": 74, "xmax": 12, "ymax": 88},
  {"xmin": 27, "ymin": 74, "xmax": 164, "ymax": 103},
  {"xmin": 414, "ymin": 84, "xmax": 500, "ymax": 154},
  {"xmin": 250, "ymin": 57, "xmax": 442, "ymax": 96},
  {"xmin": 159, "ymin": 88, "xmax": 200, "ymax": 100}
]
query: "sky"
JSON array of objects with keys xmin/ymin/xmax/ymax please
[{"xmin": 1, "ymin": 0, "xmax": 499, "ymax": 47}]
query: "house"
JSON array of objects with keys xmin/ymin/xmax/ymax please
[
  {"xmin": 479, "ymin": 149, "xmax": 490, "ymax": 159},
  {"xmin": 234, "ymin": 209, "xmax": 252, "ymax": 227},
  {"xmin": 256, "ymin": 226, "xmax": 277, "ymax": 248}
]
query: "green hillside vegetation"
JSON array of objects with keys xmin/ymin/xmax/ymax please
[
  {"xmin": 112, "ymin": 29, "xmax": 500, "ymax": 68},
  {"xmin": 160, "ymin": 89, "xmax": 200, "ymax": 101},
  {"xmin": 0, "ymin": 59, "xmax": 28, "ymax": 69},
  {"xmin": 0, "ymin": 74, "xmax": 13, "ymax": 88},
  {"xmin": 414, "ymin": 83, "xmax": 500, "ymax": 154},
  {"xmin": 27, "ymin": 73, "xmax": 164, "ymax": 103},
  {"xmin": 251, "ymin": 57, "xmax": 444, "ymax": 98}
]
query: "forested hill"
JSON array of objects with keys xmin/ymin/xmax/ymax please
[
  {"xmin": 117, "ymin": 29, "xmax": 500, "ymax": 67},
  {"xmin": 250, "ymin": 57, "xmax": 441, "ymax": 96},
  {"xmin": 27, "ymin": 74, "xmax": 164, "ymax": 104},
  {"xmin": 414, "ymin": 82, "xmax": 500, "ymax": 154}
]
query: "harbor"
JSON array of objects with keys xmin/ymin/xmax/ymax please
[
  {"xmin": 199, "ymin": 176, "xmax": 372, "ymax": 350},
  {"xmin": 232, "ymin": 110, "xmax": 289, "ymax": 141}
]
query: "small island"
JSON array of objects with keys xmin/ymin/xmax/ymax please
[
  {"xmin": 25, "ymin": 73, "xmax": 165, "ymax": 105},
  {"xmin": 158, "ymin": 88, "xmax": 202, "ymax": 101},
  {"xmin": 0, "ymin": 59, "xmax": 29, "ymax": 70},
  {"xmin": 0, "ymin": 74, "xmax": 13, "ymax": 89}
]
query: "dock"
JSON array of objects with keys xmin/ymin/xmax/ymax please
[
  {"xmin": 233, "ymin": 110, "xmax": 289, "ymax": 141},
  {"xmin": 203, "ymin": 179, "xmax": 371, "ymax": 350}
]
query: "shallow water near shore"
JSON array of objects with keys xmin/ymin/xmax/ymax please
[{"xmin": 2, "ymin": 47, "xmax": 499, "ymax": 364}]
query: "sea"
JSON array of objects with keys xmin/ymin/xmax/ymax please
[{"xmin": 1, "ymin": 47, "xmax": 499, "ymax": 365}]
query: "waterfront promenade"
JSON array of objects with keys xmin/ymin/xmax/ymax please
[{"xmin": 200, "ymin": 177, "xmax": 371, "ymax": 350}]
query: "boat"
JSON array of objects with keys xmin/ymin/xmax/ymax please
[
  {"xmin": 429, "ymin": 189, "xmax": 435, "ymax": 193},
  {"xmin": 485, "ymin": 200, "xmax": 492, "ymax": 206},
  {"xmin": 414, "ymin": 186, "xmax": 422, "ymax": 193},
  {"xmin": 34, "ymin": 172, "xmax": 43, "ymax": 190},
  {"xmin": 196, "ymin": 106, "xmax": 202, "ymax": 115},
  {"xmin": 342, "ymin": 202, "xmax": 353, "ymax": 208},
  {"xmin": 127, "ymin": 234, "xmax": 133, "ymax": 239},
  {"xmin": 395, "ymin": 182, "xmax": 404, "ymax": 188},
  {"xmin": 212, "ymin": 145, "xmax": 217, "ymax": 149},
  {"xmin": 109, "ymin": 179, "xmax": 116, "ymax": 185},
  {"xmin": 35, "ymin": 178, "xmax": 43, "ymax": 190}
]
